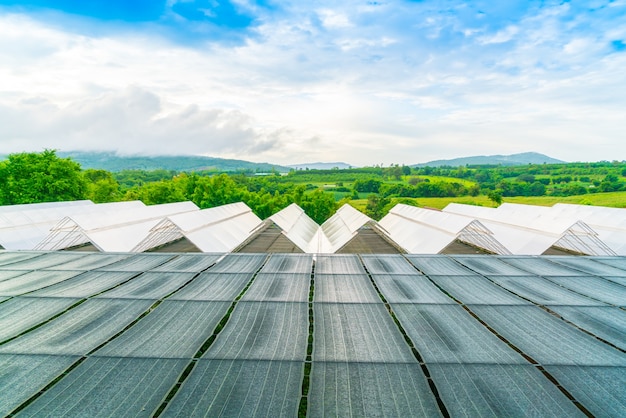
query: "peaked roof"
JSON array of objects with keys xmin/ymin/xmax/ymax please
[
  {"xmin": 133, "ymin": 202, "xmax": 264, "ymax": 253},
  {"xmin": 378, "ymin": 204, "xmax": 510, "ymax": 254},
  {"xmin": 268, "ymin": 203, "xmax": 320, "ymax": 253},
  {"xmin": 444, "ymin": 203, "xmax": 616, "ymax": 255},
  {"xmin": 2, "ymin": 200, "xmax": 625, "ymax": 256},
  {"xmin": 544, "ymin": 203, "xmax": 626, "ymax": 255},
  {"xmin": 0, "ymin": 200, "xmax": 96, "ymax": 250},
  {"xmin": 35, "ymin": 202, "xmax": 199, "ymax": 252},
  {"xmin": 268, "ymin": 203, "xmax": 375, "ymax": 253}
]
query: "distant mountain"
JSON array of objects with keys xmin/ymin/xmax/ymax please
[
  {"xmin": 412, "ymin": 152, "xmax": 565, "ymax": 167},
  {"xmin": 56, "ymin": 151, "xmax": 290, "ymax": 173},
  {"xmin": 287, "ymin": 162, "xmax": 353, "ymax": 170}
]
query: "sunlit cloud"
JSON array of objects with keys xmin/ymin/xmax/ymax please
[{"xmin": 0, "ymin": 0, "xmax": 625, "ymax": 165}]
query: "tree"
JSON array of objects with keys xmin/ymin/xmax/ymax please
[
  {"xmin": 353, "ymin": 179, "xmax": 382, "ymax": 193},
  {"xmin": 385, "ymin": 164, "xmax": 403, "ymax": 180},
  {"xmin": 0, "ymin": 150, "xmax": 87, "ymax": 205},
  {"xmin": 130, "ymin": 180, "xmax": 186, "ymax": 205},
  {"xmin": 84, "ymin": 169, "xmax": 120, "ymax": 203},
  {"xmin": 487, "ymin": 189, "xmax": 503, "ymax": 206},
  {"xmin": 300, "ymin": 190, "xmax": 337, "ymax": 224},
  {"xmin": 528, "ymin": 181, "xmax": 546, "ymax": 196},
  {"xmin": 365, "ymin": 194, "xmax": 390, "ymax": 220},
  {"xmin": 191, "ymin": 174, "xmax": 247, "ymax": 208}
]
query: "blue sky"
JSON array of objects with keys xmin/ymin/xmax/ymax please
[{"xmin": 0, "ymin": 0, "xmax": 625, "ymax": 165}]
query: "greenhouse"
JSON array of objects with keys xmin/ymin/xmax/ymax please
[
  {"xmin": 0, "ymin": 200, "xmax": 97, "ymax": 251},
  {"xmin": 2, "ymin": 200, "xmax": 625, "ymax": 255},
  {"xmin": 378, "ymin": 204, "xmax": 510, "ymax": 254},
  {"xmin": 34, "ymin": 202, "xmax": 198, "ymax": 252},
  {"xmin": 133, "ymin": 202, "xmax": 264, "ymax": 253},
  {"xmin": 0, "ymin": 251, "xmax": 624, "ymax": 417},
  {"xmin": 443, "ymin": 203, "xmax": 616, "ymax": 255}
]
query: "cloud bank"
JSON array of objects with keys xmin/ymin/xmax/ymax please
[{"xmin": 0, "ymin": 1, "xmax": 625, "ymax": 165}]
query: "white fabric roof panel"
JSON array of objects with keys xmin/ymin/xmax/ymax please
[
  {"xmin": 35, "ymin": 202, "xmax": 198, "ymax": 252},
  {"xmin": 30, "ymin": 201, "xmax": 150, "ymax": 251},
  {"xmin": 378, "ymin": 204, "xmax": 510, "ymax": 254},
  {"xmin": 445, "ymin": 203, "xmax": 585, "ymax": 234},
  {"xmin": 470, "ymin": 221, "xmax": 572, "ymax": 255},
  {"xmin": 320, "ymin": 204, "xmax": 373, "ymax": 253},
  {"xmin": 268, "ymin": 203, "xmax": 319, "ymax": 253},
  {"xmin": 443, "ymin": 203, "xmax": 615, "ymax": 256},
  {"xmin": 268, "ymin": 204, "xmax": 375, "ymax": 253},
  {"xmin": 133, "ymin": 202, "xmax": 263, "ymax": 253},
  {"xmin": 550, "ymin": 203, "xmax": 626, "ymax": 255},
  {"xmin": 0, "ymin": 200, "xmax": 94, "ymax": 215},
  {"xmin": 0, "ymin": 201, "xmax": 96, "ymax": 251}
]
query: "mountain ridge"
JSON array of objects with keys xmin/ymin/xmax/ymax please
[
  {"xmin": 1, "ymin": 150, "xmax": 567, "ymax": 171},
  {"xmin": 56, "ymin": 151, "xmax": 291, "ymax": 173},
  {"xmin": 412, "ymin": 152, "xmax": 565, "ymax": 167}
]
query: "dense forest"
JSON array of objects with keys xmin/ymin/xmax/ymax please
[{"xmin": 1, "ymin": 150, "xmax": 625, "ymax": 223}]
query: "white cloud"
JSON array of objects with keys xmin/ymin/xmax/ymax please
[
  {"xmin": 0, "ymin": 3, "xmax": 625, "ymax": 166},
  {"xmin": 478, "ymin": 25, "xmax": 519, "ymax": 44},
  {"xmin": 0, "ymin": 87, "xmax": 281, "ymax": 157},
  {"xmin": 316, "ymin": 9, "xmax": 352, "ymax": 29},
  {"xmin": 336, "ymin": 36, "xmax": 396, "ymax": 51}
]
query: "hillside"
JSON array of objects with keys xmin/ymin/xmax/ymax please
[
  {"xmin": 56, "ymin": 152, "xmax": 290, "ymax": 173},
  {"xmin": 413, "ymin": 152, "xmax": 565, "ymax": 167},
  {"xmin": 287, "ymin": 162, "xmax": 353, "ymax": 170}
]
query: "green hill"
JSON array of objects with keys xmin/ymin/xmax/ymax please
[
  {"xmin": 56, "ymin": 152, "xmax": 290, "ymax": 173},
  {"xmin": 413, "ymin": 152, "xmax": 565, "ymax": 167}
]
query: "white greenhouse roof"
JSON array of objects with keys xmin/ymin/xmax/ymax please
[
  {"xmin": 443, "ymin": 203, "xmax": 616, "ymax": 256},
  {"xmin": 0, "ymin": 201, "xmax": 96, "ymax": 251},
  {"xmin": 133, "ymin": 202, "xmax": 264, "ymax": 253},
  {"xmin": 268, "ymin": 204, "xmax": 376, "ymax": 253},
  {"xmin": 320, "ymin": 204, "xmax": 373, "ymax": 253},
  {"xmin": 0, "ymin": 200, "xmax": 94, "ymax": 214},
  {"xmin": 35, "ymin": 202, "xmax": 199, "ymax": 252},
  {"xmin": 269, "ymin": 203, "xmax": 321, "ymax": 253},
  {"xmin": 550, "ymin": 204, "xmax": 626, "ymax": 255},
  {"xmin": 2, "ymin": 200, "xmax": 624, "ymax": 256},
  {"xmin": 378, "ymin": 204, "xmax": 510, "ymax": 254}
]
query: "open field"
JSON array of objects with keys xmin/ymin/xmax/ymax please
[{"xmin": 349, "ymin": 191, "xmax": 626, "ymax": 211}]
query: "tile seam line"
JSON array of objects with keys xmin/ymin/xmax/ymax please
[
  {"xmin": 5, "ymin": 256, "xmax": 218, "ymax": 416},
  {"xmin": 404, "ymin": 254, "xmax": 594, "ymax": 417},
  {"xmin": 152, "ymin": 254, "xmax": 270, "ymax": 417},
  {"xmin": 359, "ymin": 254, "xmax": 451, "ymax": 418}
]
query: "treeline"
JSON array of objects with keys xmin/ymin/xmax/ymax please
[
  {"xmin": 353, "ymin": 178, "xmax": 479, "ymax": 198},
  {"xmin": 0, "ymin": 150, "xmax": 338, "ymax": 223},
  {"xmin": 1, "ymin": 151, "xmax": 625, "ymax": 223},
  {"xmin": 411, "ymin": 163, "xmax": 626, "ymax": 197}
]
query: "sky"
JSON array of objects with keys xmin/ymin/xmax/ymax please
[{"xmin": 0, "ymin": 0, "xmax": 625, "ymax": 166}]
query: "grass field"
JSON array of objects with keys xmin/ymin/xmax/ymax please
[{"xmin": 349, "ymin": 191, "xmax": 626, "ymax": 212}]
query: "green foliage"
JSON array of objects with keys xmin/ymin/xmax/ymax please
[
  {"xmin": 114, "ymin": 169, "xmax": 178, "ymax": 189},
  {"xmin": 378, "ymin": 180, "xmax": 472, "ymax": 198},
  {"xmin": 127, "ymin": 179, "xmax": 187, "ymax": 205},
  {"xmin": 487, "ymin": 190, "xmax": 503, "ymax": 206},
  {"xmin": 517, "ymin": 174, "xmax": 535, "ymax": 183},
  {"xmin": 191, "ymin": 174, "xmax": 246, "ymax": 208},
  {"xmin": 0, "ymin": 150, "xmax": 87, "ymax": 205},
  {"xmin": 3, "ymin": 152, "xmax": 624, "ymax": 223},
  {"xmin": 300, "ymin": 190, "xmax": 338, "ymax": 224},
  {"xmin": 365, "ymin": 194, "xmax": 390, "ymax": 220},
  {"xmin": 83, "ymin": 169, "xmax": 120, "ymax": 203},
  {"xmin": 384, "ymin": 164, "xmax": 404, "ymax": 180},
  {"xmin": 353, "ymin": 179, "xmax": 382, "ymax": 193}
]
